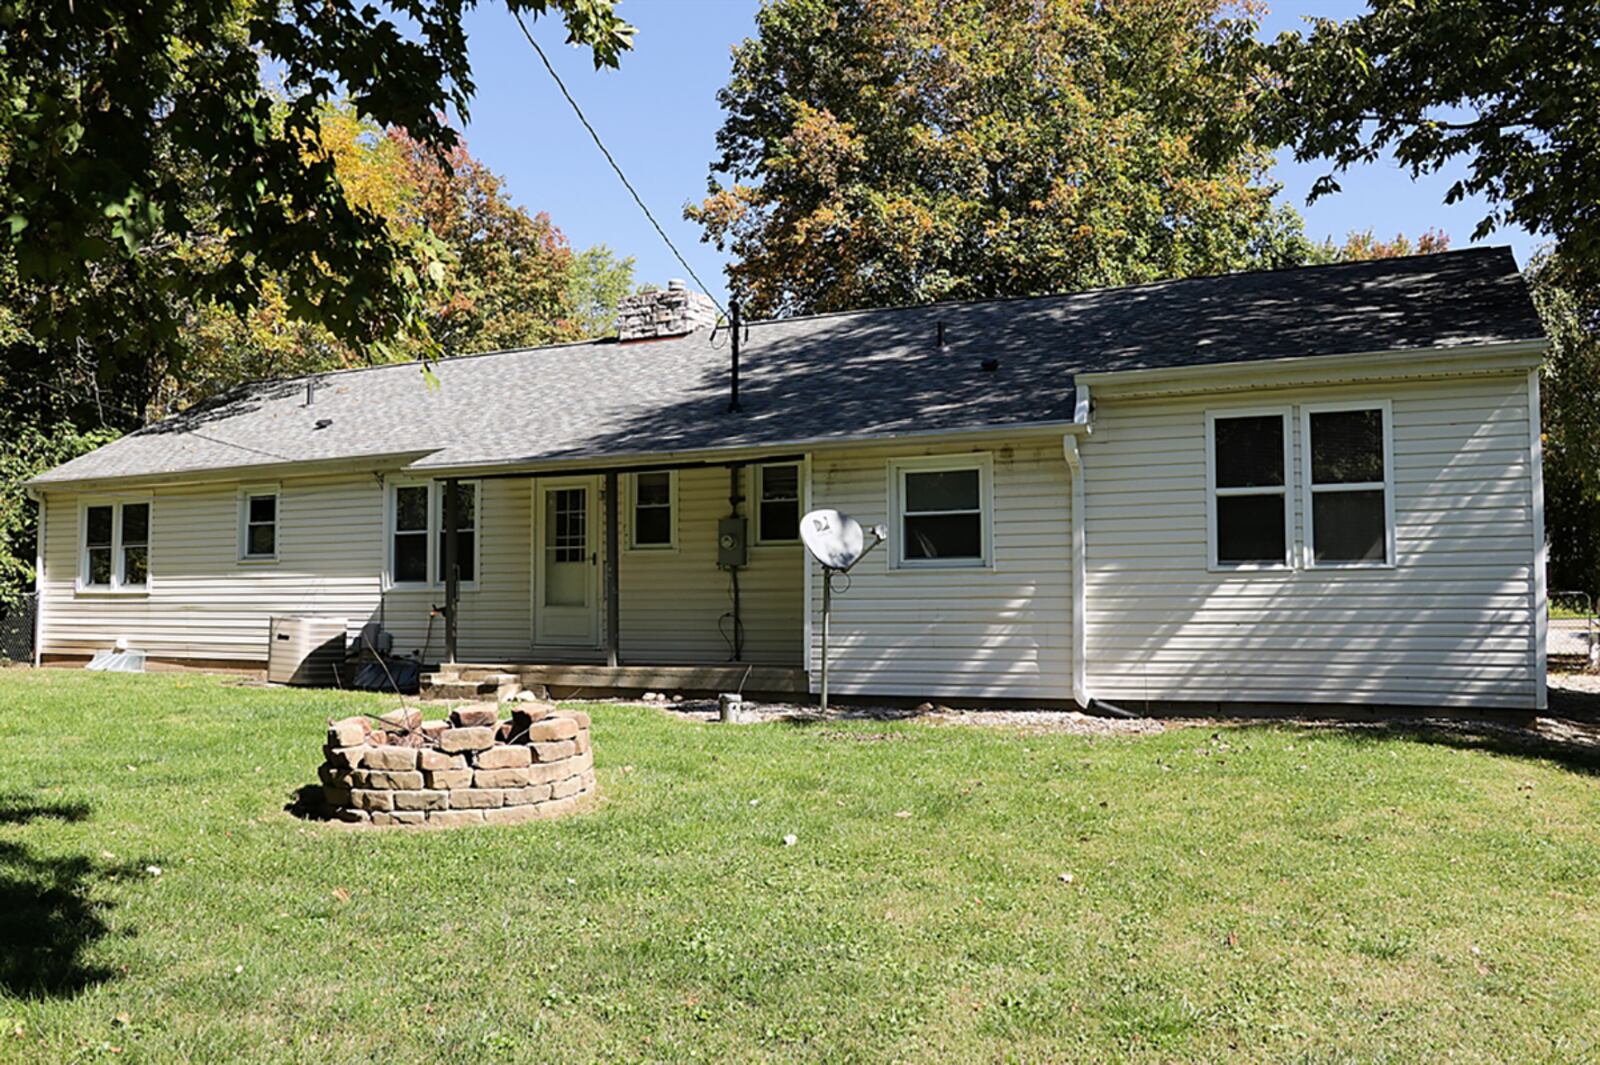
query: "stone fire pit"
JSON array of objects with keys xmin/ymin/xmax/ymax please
[{"xmin": 315, "ymin": 703, "xmax": 596, "ymax": 826}]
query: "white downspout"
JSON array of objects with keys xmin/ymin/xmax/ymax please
[
  {"xmin": 1062, "ymin": 384, "xmax": 1093, "ymax": 708},
  {"xmin": 25, "ymin": 486, "xmax": 45, "ymax": 667}
]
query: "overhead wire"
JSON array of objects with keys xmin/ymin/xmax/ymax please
[{"xmin": 510, "ymin": 10, "xmax": 729, "ymax": 323}]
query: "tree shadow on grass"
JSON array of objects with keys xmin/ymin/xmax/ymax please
[
  {"xmin": 1222, "ymin": 715, "xmax": 1600, "ymax": 779},
  {"xmin": 0, "ymin": 793, "xmax": 146, "ymax": 999}
]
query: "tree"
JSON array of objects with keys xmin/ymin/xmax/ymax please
[
  {"xmin": 1240, "ymin": 1, "xmax": 1599, "ymax": 304},
  {"xmin": 0, "ymin": 422, "xmax": 120, "ymax": 612},
  {"xmin": 391, "ymin": 129, "xmax": 587, "ymax": 353},
  {"xmin": 0, "ymin": 0, "xmax": 632, "ymax": 408},
  {"xmin": 172, "ymin": 104, "xmax": 619, "ymax": 406},
  {"xmin": 1529, "ymin": 253, "xmax": 1600, "ymax": 596},
  {"xmin": 1230, "ymin": 2, "xmax": 1599, "ymax": 592},
  {"xmin": 689, "ymin": 0, "xmax": 1284, "ymax": 317},
  {"xmin": 569, "ymin": 246, "xmax": 639, "ymax": 338}
]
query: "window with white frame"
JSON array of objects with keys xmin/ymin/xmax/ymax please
[
  {"xmin": 1208, "ymin": 412, "xmax": 1292, "ymax": 568},
  {"xmin": 893, "ymin": 457, "xmax": 989, "ymax": 567},
  {"xmin": 81, "ymin": 500, "xmax": 150, "ymax": 590},
  {"xmin": 436, "ymin": 480, "xmax": 477, "ymax": 583},
  {"xmin": 387, "ymin": 481, "xmax": 479, "ymax": 587},
  {"xmin": 756, "ymin": 463, "xmax": 800, "ymax": 543},
  {"xmin": 1304, "ymin": 404, "xmax": 1392, "ymax": 565},
  {"xmin": 239, "ymin": 489, "xmax": 278, "ymax": 560},
  {"xmin": 629, "ymin": 471, "xmax": 674, "ymax": 549}
]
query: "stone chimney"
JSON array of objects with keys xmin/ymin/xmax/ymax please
[{"xmin": 615, "ymin": 279, "xmax": 718, "ymax": 342}]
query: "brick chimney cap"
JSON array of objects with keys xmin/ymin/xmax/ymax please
[{"xmin": 667, "ymin": 278, "xmax": 688, "ymax": 291}]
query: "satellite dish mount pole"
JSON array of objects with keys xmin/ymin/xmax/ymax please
[{"xmin": 818, "ymin": 526, "xmax": 886, "ymax": 714}]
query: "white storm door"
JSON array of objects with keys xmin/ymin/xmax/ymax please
[{"xmin": 533, "ymin": 478, "xmax": 599, "ymax": 647}]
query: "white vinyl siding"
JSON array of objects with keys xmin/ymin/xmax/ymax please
[
  {"xmin": 38, "ymin": 467, "xmax": 804, "ymax": 669},
  {"xmin": 1080, "ymin": 374, "xmax": 1538, "ymax": 709},
  {"xmin": 614, "ymin": 467, "xmax": 800, "ymax": 665},
  {"xmin": 807, "ymin": 437, "xmax": 1072, "ymax": 699}
]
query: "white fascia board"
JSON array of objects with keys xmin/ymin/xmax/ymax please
[
  {"xmin": 27, "ymin": 449, "xmax": 441, "ymax": 493},
  {"xmin": 1077, "ymin": 339, "xmax": 1550, "ymax": 398}
]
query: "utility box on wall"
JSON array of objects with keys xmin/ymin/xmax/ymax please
[{"xmin": 717, "ymin": 517, "xmax": 748, "ymax": 568}]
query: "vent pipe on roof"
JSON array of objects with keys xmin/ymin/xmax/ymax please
[
  {"xmin": 305, "ymin": 380, "xmax": 315, "ymax": 406},
  {"xmin": 728, "ymin": 297, "xmax": 742, "ymax": 414}
]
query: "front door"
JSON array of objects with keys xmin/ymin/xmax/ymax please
[{"xmin": 534, "ymin": 478, "xmax": 599, "ymax": 647}]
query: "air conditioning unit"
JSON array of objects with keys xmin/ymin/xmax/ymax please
[{"xmin": 267, "ymin": 615, "xmax": 349, "ymax": 686}]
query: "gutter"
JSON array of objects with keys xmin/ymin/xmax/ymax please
[
  {"xmin": 25, "ymin": 486, "xmax": 44, "ymax": 667},
  {"xmin": 1078, "ymin": 337, "xmax": 1550, "ymax": 397}
]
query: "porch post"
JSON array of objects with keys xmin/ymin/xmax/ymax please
[
  {"xmin": 604, "ymin": 469, "xmax": 620, "ymax": 667},
  {"xmin": 444, "ymin": 477, "xmax": 460, "ymax": 664}
]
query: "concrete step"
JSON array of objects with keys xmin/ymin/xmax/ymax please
[{"xmin": 420, "ymin": 671, "xmax": 521, "ymax": 702}]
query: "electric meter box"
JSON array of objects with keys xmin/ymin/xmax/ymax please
[{"xmin": 717, "ymin": 517, "xmax": 748, "ymax": 567}]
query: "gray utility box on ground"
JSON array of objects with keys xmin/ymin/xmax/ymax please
[{"xmin": 267, "ymin": 615, "xmax": 349, "ymax": 686}]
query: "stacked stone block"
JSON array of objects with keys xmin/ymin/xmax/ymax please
[{"xmin": 317, "ymin": 703, "xmax": 595, "ymax": 826}]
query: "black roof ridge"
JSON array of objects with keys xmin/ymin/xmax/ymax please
[
  {"xmin": 208, "ymin": 245, "xmax": 1517, "ymax": 397},
  {"xmin": 736, "ymin": 245, "xmax": 1516, "ymax": 330}
]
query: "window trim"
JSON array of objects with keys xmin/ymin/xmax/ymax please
[
  {"xmin": 625, "ymin": 470, "xmax": 677, "ymax": 552},
  {"xmin": 1300, "ymin": 399, "xmax": 1396, "ymax": 570},
  {"xmin": 1205, "ymin": 408, "xmax": 1295, "ymax": 572},
  {"xmin": 76, "ymin": 496, "xmax": 153, "ymax": 596},
  {"xmin": 887, "ymin": 453, "xmax": 994, "ymax": 571},
  {"xmin": 236, "ymin": 484, "xmax": 281, "ymax": 564},
  {"xmin": 754, "ymin": 462, "xmax": 802, "ymax": 546},
  {"xmin": 384, "ymin": 479, "xmax": 481, "ymax": 590}
]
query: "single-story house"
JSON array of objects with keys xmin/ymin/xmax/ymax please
[{"xmin": 28, "ymin": 247, "xmax": 1550, "ymax": 710}]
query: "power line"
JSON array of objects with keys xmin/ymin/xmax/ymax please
[{"xmin": 511, "ymin": 11, "xmax": 728, "ymax": 322}]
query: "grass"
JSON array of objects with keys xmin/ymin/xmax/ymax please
[{"xmin": 2, "ymin": 671, "xmax": 1600, "ymax": 1062}]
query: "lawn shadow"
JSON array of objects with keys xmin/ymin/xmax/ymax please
[
  {"xmin": 1220, "ymin": 715, "xmax": 1600, "ymax": 778},
  {"xmin": 284, "ymin": 783, "xmax": 335, "ymax": 822},
  {"xmin": 0, "ymin": 793, "xmax": 144, "ymax": 999}
]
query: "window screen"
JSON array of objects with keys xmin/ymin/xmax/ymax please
[
  {"xmin": 1308, "ymin": 408, "xmax": 1388, "ymax": 564},
  {"xmin": 758, "ymin": 465, "xmax": 800, "ymax": 543},
  {"xmin": 393, "ymin": 485, "xmax": 429, "ymax": 583},
  {"xmin": 437, "ymin": 481, "xmax": 477, "ymax": 583},
  {"xmin": 120, "ymin": 503, "xmax": 149, "ymax": 587},
  {"xmin": 1211, "ymin": 414, "xmax": 1287, "ymax": 566},
  {"xmin": 84, "ymin": 505, "xmax": 114, "ymax": 586},
  {"xmin": 244, "ymin": 494, "xmax": 277, "ymax": 558},
  {"xmin": 901, "ymin": 467, "xmax": 983, "ymax": 562},
  {"xmin": 632, "ymin": 472, "xmax": 673, "ymax": 547}
]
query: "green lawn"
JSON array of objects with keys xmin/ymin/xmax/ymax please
[{"xmin": 2, "ymin": 672, "xmax": 1599, "ymax": 1062}]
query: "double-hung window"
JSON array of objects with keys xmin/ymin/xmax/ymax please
[
  {"xmin": 1208, "ymin": 411, "xmax": 1292, "ymax": 568},
  {"xmin": 892, "ymin": 456, "xmax": 990, "ymax": 568},
  {"xmin": 239, "ymin": 489, "xmax": 278, "ymax": 561},
  {"xmin": 388, "ymin": 481, "xmax": 479, "ymax": 587},
  {"xmin": 1303, "ymin": 403, "xmax": 1393, "ymax": 566},
  {"xmin": 80, "ymin": 500, "xmax": 150, "ymax": 591},
  {"xmin": 755, "ymin": 464, "xmax": 801, "ymax": 544},
  {"xmin": 629, "ymin": 472, "xmax": 675, "ymax": 549}
]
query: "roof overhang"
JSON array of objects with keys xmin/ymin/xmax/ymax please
[
  {"xmin": 1076, "ymin": 338, "xmax": 1549, "ymax": 399},
  {"xmin": 27, "ymin": 448, "xmax": 442, "ymax": 493}
]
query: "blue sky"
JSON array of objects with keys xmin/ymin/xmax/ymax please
[{"xmin": 454, "ymin": 1, "xmax": 1540, "ymax": 309}]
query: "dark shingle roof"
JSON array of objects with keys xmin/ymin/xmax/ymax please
[{"xmin": 35, "ymin": 246, "xmax": 1544, "ymax": 485}]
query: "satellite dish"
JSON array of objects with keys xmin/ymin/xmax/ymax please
[
  {"xmin": 800, "ymin": 509, "xmax": 888, "ymax": 714},
  {"xmin": 801, "ymin": 508, "xmax": 866, "ymax": 570}
]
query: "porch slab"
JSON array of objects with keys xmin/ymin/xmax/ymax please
[{"xmin": 440, "ymin": 663, "xmax": 810, "ymax": 699}]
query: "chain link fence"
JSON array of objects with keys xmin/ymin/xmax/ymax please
[
  {"xmin": 1549, "ymin": 590, "xmax": 1598, "ymax": 668},
  {"xmin": 0, "ymin": 593, "xmax": 36, "ymax": 664}
]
